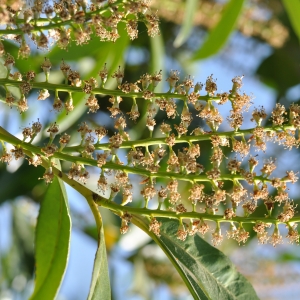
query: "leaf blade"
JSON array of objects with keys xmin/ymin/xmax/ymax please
[
  {"xmin": 30, "ymin": 176, "xmax": 71, "ymax": 300},
  {"xmin": 150, "ymin": 33, "xmax": 165, "ymax": 93},
  {"xmin": 192, "ymin": 0, "xmax": 244, "ymax": 60},
  {"xmin": 0, "ymin": 60, "xmax": 7, "ymax": 78},
  {"xmin": 173, "ymin": 0, "xmax": 198, "ymax": 48},
  {"xmin": 135, "ymin": 217, "xmax": 259, "ymax": 300},
  {"xmin": 87, "ymin": 225, "xmax": 111, "ymax": 300},
  {"xmin": 282, "ymin": 0, "xmax": 300, "ymax": 40}
]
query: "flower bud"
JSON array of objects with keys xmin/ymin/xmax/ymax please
[
  {"xmin": 41, "ymin": 57, "xmax": 52, "ymax": 79},
  {"xmin": 60, "ymin": 59, "xmax": 71, "ymax": 78},
  {"xmin": 38, "ymin": 89, "xmax": 50, "ymax": 100},
  {"xmin": 151, "ymin": 70, "xmax": 162, "ymax": 88},
  {"xmin": 4, "ymin": 53, "xmax": 15, "ymax": 71},
  {"xmin": 53, "ymin": 96, "xmax": 64, "ymax": 112},
  {"xmin": 194, "ymin": 82, "xmax": 203, "ymax": 93},
  {"xmin": 42, "ymin": 167, "xmax": 54, "ymax": 184},
  {"xmin": 140, "ymin": 73, "xmax": 151, "ymax": 90},
  {"xmin": 65, "ymin": 94, "xmax": 74, "ymax": 114},
  {"xmin": 99, "ymin": 63, "xmax": 108, "ymax": 85},
  {"xmin": 166, "ymin": 70, "xmax": 180, "ymax": 90},
  {"xmin": 24, "ymin": 9, "xmax": 33, "ymax": 23},
  {"xmin": 47, "ymin": 122, "xmax": 59, "ymax": 140},
  {"xmin": 18, "ymin": 42, "xmax": 30, "ymax": 59},
  {"xmin": 112, "ymin": 66, "xmax": 124, "ymax": 86}
]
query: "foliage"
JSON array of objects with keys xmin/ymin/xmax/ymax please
[{"xmin": 0, "ymin": 0, "xmax": 300, "ymax": 299}]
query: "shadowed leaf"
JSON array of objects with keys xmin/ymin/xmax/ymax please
[{"xmin": 135, "ymin": 217, "xmax": 259, "ymax": 300}]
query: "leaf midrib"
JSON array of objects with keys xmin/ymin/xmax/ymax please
[{"xmin": 161, "ymin": 233, "xmax": 241, "ymax": 300}]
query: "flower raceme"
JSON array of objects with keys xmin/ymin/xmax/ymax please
[
  {"xmin": 0, "ymin": 57, "xmax": 300, "ymax": 247},
  {"xmin": 0, "ymin": 0, "xmax": 159, "ymax": 58}
]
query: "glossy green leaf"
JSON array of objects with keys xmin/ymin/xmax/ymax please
[
  {"xmin": 30, "ymin": 176, "xmax": 71, "ymax": 300},
  {"xmin": 136, "ymin": 218, "xmax": 259, "ymax": 300},
  {"xmin": 282, "ymin": 0, "xmax": 300, "ymax": 40},
  {"xmin": 173, "ymin": 0, "xmax": 198, "ymax": 48},
  {"xmin": 87, "ymin": 225, "xmax": 111, "ymax": 300},
  {"xmin": 192, "ymin": 0, "xmax": 244, "ymax": 60}
]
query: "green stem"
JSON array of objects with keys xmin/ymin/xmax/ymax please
[
  {"xmin": 94, "ymin": 196, "xmax": 300, "ymax": 225},
  {"xmin": 0, "ymin": 78, "xmax": 217, "ymax": 101},
  {"xmin": 64, "ymin": 125, "xmax": 295, "ymax": 152},
  {"xmin": 0, "ymin": 0, "xmax": 124, "ymax": 35},
  {"xmin": 1, "ymin": 126, "xmax": 299, "ymax": 226},
  {"xmin": 0, "ymin": 126, "xmax": 293, "ymax": 186}
]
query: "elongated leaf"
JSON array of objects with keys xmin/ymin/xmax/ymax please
[
  {"xmin": 87, "ymin": 225, "xmax": 111, "ymax": 300},
  {"xmin": 30, "ymin": 176, "xmax": 71, "ymax": 300},
  {"xmin": 136, "ymin": 217, "xmax": 259, "ymax": 300},
  {"xmin": 282, "ymin": 0, "xmax": 300, "ymax": 40},
  {"xmin": 192, "ymin": 0, "xmax": 244, "ymax": 60},
  {"xmin": 0, "ymin": 60, "xmax": 7, "ymax": 78},
  {"xmin": 150, "ymin": 33, "xmax": 165, "ymax": 93},
  {"xmin": 173, "ymin": 0, "xmax": 198, "ymax": 48}
]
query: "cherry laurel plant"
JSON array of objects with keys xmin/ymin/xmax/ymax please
[{"xmin": 0, "ymin": 0, "xmax": 300, "ymax": 298}]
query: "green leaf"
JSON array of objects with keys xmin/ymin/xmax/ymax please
[
  {"xmin": 30, "ymin": 176, "xmax": 71, "ymax": 300},
  {"xmin": 282, "ymin": 0, "xmax": 300, "ymax": 40},
  {"xmin": 256, "ymin": 46, "xmax": 300, "ymax": 95},
  {"xmin": 87, "ymin": 225, "xmax": 111, "ymax": 300},
  {"xmin": 150, "ymin": 33, "xmax": 165, "ymax": 93},
  {"xmin": 192, "ymin": 0, "xmax": 244, "ymax": 60},
  {"xmin": 135, "ymin": 217, "xmax": 259, "ymax": 300},
  {"xmin": 173, "ymin": 0, "xmax": 198, "ymax": 48},
  {"xmin": 0, "ymin": 60, "xmax": 7, "ymax": 78}
]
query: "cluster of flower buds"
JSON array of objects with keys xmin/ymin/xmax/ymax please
[
  {"xmin": 1, "ymin": 62, "xmax": 300, "ymax": 247},
  {"xmin": 0, "ymin": 0, "xmax": 159, "ymax": 58}
]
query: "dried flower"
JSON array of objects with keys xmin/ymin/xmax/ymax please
[
  {"xmin": 177, "ymin": 223, "xmax": 188, "ymax": 241},
  {"xmin": 212, "ymin": 226, "xmax": 223, "ymax": 246},
  {"xmin": 149, "ymin": 218, "xmax": 161, "ymax": 236}
]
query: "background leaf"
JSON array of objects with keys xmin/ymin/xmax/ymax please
[
  {"xmin": 150, "ymin": 33, "xmax": 165, "ymax": 85},
  {"xmin": 87, "ymin": 224, "xmax": 111, "ymax": 300},
  {"xmin": 173, "ymin": 0, "xmax": 198, "ymax": 48},
  {"xmin": 0, "ymin": 60, "xmax": 7, "ymax": 78},
  {"xmin": 135, "ymin": 217, "xmax": 259, "ymax": 300},
  {"xmin": 192, "ymin": 0, "xmax": 244, "ymax": 60},
  {"xmin": 30, "ymin": 176, "xmax": 71, "ymax": 300},
  {"xmin": 282, "ymin": 0, "xmax": 300, "ymax": 40}
]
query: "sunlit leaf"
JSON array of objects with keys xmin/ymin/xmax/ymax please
[
  {"xmin": 150, "ymin": 33, "xmax": 165, "ymax": 93},
  {"xmin": 282, "ymin": 0, "xmax": 300, "ymax": 40},
  {"xmin": 0, "ymin": 60, "xmax": 7, "ymax": 78},
  {"xmin": 173, "ymin": 0, "xmax": 198, "ymax": 48},
  {"xmin": 135, "ymin": 217, "xmax": 259, "ymax": 300},
  {"xmin": 30, "ymin": 175, "xmax": 71, "ymax": 300},
  {"xmin": 192, "ymin": 0, "xmax": 244, "ymax": 60},
  {"xmin": 87, "ymin": 224, "xmax": 111, "ymax": 300}
]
